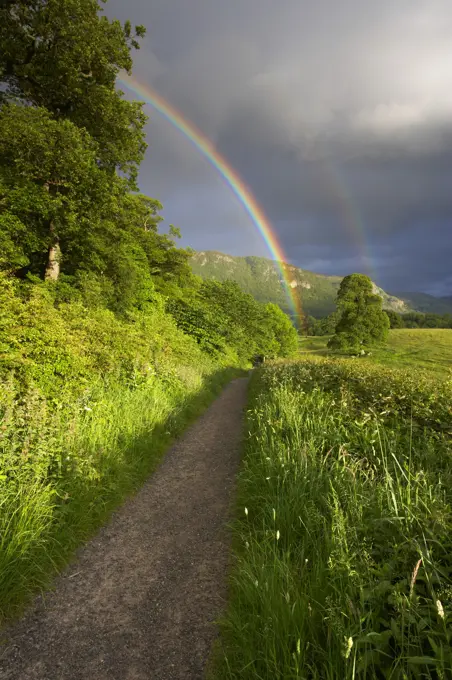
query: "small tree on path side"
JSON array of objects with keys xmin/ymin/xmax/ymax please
[{"xmin": 328, "ymin": 273, "xmax": 390, "ymax": 352}]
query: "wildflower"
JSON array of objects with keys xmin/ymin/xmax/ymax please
[
  {"xmin": 83, "ymin": 406, "xmax": 92, "ymax": 412},
  {"xmin": 436, "ymin": 599, "xmax": 445, "ymax": 620},
  {"xmin": 244, "ymin": 507, "xmax": 248, "ymax": 517},
  {"xmin": 344, "ymin": 636, "xmax": 353, "ymax": 660},
  {"xmin": 245, "ymin": 541, "xmax": 249, "ymax": 549},
  {"xmin": 266, "ymin": 477, "xmax": 270, "ymax": 480},
  {"xmin": 276, "ymin": 530, "xmax": 280, "ymax": 540},
  {"xmin": 254, "ymin": 579, "xmax": 259, "ymax": 587}
]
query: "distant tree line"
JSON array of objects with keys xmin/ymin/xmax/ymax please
[
  {"xmin": 385, "ymin": 310, "xmax": 452, "ymax": 329},
  {"xmin": 306, "ymin": 309, "xmax": 452, "ymax": 336}
]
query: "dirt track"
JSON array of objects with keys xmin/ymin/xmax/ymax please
[{"xmin": 0, "ymin": 377, "xmax": 248, "ymax": 680}]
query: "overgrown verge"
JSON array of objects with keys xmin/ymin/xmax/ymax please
[
  {"xmin": 0, "ymin": 276, "xmax": 244, "ymax": 623},
  {"xmin": 215, "ymin": 358, "xmax": 452, "ymax": 678},
  {"xmin": 0, "ymin": 0, "xmax": 298, "ymax": 629}
]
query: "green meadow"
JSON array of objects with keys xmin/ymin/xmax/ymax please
[
  {"xmin": 300, "ymin": 328, "xmax": 452, "ymax": 375},
  {"xmin": 215, "ymin": 348, "xmax": 452, "ymax": 678}
]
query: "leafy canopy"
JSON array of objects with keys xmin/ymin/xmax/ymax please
[{"xmin": 328, "ymin": 273, "xmax": 390, "ymax": 352}]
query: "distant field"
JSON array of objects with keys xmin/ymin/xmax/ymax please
[{"xmin": 299, "ymin": 328, "xmax": 452, "ymax": 373}]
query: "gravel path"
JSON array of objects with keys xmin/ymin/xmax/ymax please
[{"xmin": 0, "ymin": 377, "xmax": 248, "ymax": 680}]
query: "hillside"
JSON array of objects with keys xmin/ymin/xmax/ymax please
[
  {"xmin": 393, "ymin": 291, "xmax": 452, "ymax": 314},
  {"xmin": 190, "ymin": 251, "xmax": 417, "ymax": 318}
]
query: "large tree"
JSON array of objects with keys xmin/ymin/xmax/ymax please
[
  {"xmin": 328, "ymin": 273, "xmax": 390, "ymax": 352},
  {"xmin": 0, "ymin": 0, "xmax": 146, "ymax": 177},
  {"xmin": 0, "ymin": 0, "xmax": 147, "ymax": 280},
  {"xmin": 0, "ymin": 104, "xmax": 110, "ymax": 278}
]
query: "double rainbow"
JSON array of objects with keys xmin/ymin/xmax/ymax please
[{"xmin": 118, "ymin": 72, "xmax": 302, "ymax": 323}]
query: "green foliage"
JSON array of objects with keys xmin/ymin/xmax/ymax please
[
  {"xmin": 0, "ymin": 103, "xmax": 110, "ymax": 274},
  {"xmin": 386, "ymin": 309, "xmax": 404, "ymax": 328},
  {"xmin": 264, "ymin": 302, "xmax": 299, "ymax": 357},
  {"xmin": 216, "ymin": 360, "xmax": 452, "ymax": 679},
  {"xmin": 329, "ymin": 273, "xmax": 390, "ymax": 352},
  {"xmin": 402, "ymin": 311, "xmax": 452, "ymax": 329},
  {"xmin": 305, "ymin": 311, "xmax": 340, "ymax": 336},
  {"xmin": 0, "ymin": 0, "xmax": 147, "ymax": 180},
  {"xmin": 0, "ymin": 0, "xmax": 148, "ymax": 286},
  {"xmin": 168, "ymin": 281, "xmax": 298, "ymax": 363},
  {"xmin": 0, "ymin": 273, "xmax": 247, "ymax": 619},
  {"xmin": 385, "ymin": 310, "xmax": 452, "ymax": 329}
]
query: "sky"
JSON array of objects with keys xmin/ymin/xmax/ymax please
[{"xmin": 105, "ymin": 0, "xmax": 452, "ymax": 296}]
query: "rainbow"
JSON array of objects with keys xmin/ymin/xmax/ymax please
[
  {"xmin": 320, "ymin": 160, "xmax": 377, "ymax": 283},
  {"xmin": 118, "ymin": 72, "xmax": 302, "ymax": 323}
]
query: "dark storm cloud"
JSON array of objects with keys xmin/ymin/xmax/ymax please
[{"xmin": 106, "ymin": 0, "xmax": 452, "ymax": 293}]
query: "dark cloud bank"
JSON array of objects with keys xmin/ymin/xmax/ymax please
[{"xmin": 107, "ymin": 0, "xmax": 452, "ymax": 295}]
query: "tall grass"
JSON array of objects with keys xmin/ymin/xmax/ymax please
[
  {"xmin": 0, "ymin": 365, "xmax": 241, "ymax": 623},
  {"xmin": 215, "ymin": 360, "xmax": 452, "ymax": 679}
]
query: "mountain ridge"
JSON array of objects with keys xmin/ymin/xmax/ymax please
[{"xmin": 190, "ymin": 251, "xmax": 452, "ymax": 317}]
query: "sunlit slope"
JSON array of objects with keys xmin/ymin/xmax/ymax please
[{"xmin": 190, "ymin": 251, "xmax": 422, "ymax": 318}]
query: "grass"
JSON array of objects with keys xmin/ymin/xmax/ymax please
[
  {"xmin": 0, "ymin": 365, "xmax": 243, "ymax": 624},
  {"xmin": 214, "ymin": 359, "xmax": 452, "ymax": 679},
  {"xmin": 299, "ymin": 329, "xmax": 452, "ymax": 374}
]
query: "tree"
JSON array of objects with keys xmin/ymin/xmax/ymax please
[
  {"xmin": 306, "ymin": 311, "xmax": 341, "ymax": 336},
  {"xmin": 0, "ymin": 104, "xmax": 110, "ymax": 278},
  {"xmin": 328, "ymin": 274, "xmax": 390, "ymax": 352},
  {"xmin": 263, "ymin": 303, "xmax": 298, "ymax": 357},
  {"xmin": 0, "ymin": 0, "xmax": 147, "ymax": 178},
  {"xmin": 386, "ymin": 310, "xmax": 404, "ymax": 329},
  {"xmin": 0, "ymin": 0, "xmax": 147, "ymax": 280}
]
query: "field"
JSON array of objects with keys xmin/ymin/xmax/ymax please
[
  {"xmin": 300, "ymin": 329, "xmax": 452, "ymax": 374},
  {"xmin": 215, "ymin": 357, "xmax": 452, "ymax": 678}
]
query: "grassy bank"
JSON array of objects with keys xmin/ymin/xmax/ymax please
[
  {"xmin": 0, "ymin": 364, "xmax": 243, "ymax": 623},
  {"xmin": 300, "ymin": 328, "xmax": 452, "ymax": 374},
  {"xmin": 0, "ymin": 277, "xmax": 246, "ymax": 623},
  {"xmin": 215, "ymin": 359, "xmax": 452, "ymax": 678}
]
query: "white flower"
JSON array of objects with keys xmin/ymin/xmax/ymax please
[
  {"xmin": 83, "ymin": 406, "xmax": 92, "ymax": 412},
  {"xmin": 436, "ymin": 599, "xmax": 445, "ymax": 620},
  {"xmin": 244, "ymin": 507, "xmax": 248, "ymax": 517},
  {"xmin": 276, "ymin": 530, "xmax": 280, "ymax": 541}
]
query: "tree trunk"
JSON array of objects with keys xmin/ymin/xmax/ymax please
[
  {"xmin": 44, "ymin": 226, "xmax": 61, "ymax": 281},
  {"xmin": 43, "ymin": 183, "xmax": 61, "ymax": 281}
]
